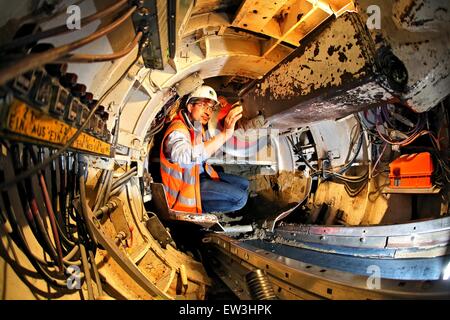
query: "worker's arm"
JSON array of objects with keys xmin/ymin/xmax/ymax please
[
  {"xmin": 164, "ymin": 106, "xmax": 243, "ymax": 165},
  {"xmin": 203, "ymin": 106, "xmax": 243, "ymax": 157}
]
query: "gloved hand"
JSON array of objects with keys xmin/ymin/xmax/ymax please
[{"xmin": 217, "ymin": 96, "xmax": 233, "ymax": 121}]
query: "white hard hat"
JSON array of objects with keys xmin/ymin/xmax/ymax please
[{"xmin": 187, "ymin": 85, "xmax": 218, "ymax": 104}]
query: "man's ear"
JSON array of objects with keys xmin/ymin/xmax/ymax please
[{"xmin": 187, "ymin": 103, "xmax": 193, "ymax": 113}]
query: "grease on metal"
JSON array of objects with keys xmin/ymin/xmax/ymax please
[{"xmin": 256, "ymin": 15, "xmax": 368, "ymax": 100}]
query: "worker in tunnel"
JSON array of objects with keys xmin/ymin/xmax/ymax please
[{"xmin": 160, "ymin": 85, "xmax": 249, "ymax": 214}]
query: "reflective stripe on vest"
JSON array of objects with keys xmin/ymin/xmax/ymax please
[
  {"xmin": 161, "ymin": 161, "xmax": 196, "ymax": 185},
  {"xmin": 163, "ymin": 185, "xmax": 197, "ymax": 206},
  {"xmin": 204, "ymin": 163, "xmax": 219, "ymax": 180}
]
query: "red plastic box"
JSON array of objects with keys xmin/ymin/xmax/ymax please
[{"xmin": 389, "ymin": 152, "xmax": 434, "ymax": 188}]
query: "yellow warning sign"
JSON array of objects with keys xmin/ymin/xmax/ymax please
[{"xmin": 4, "ymin": 100, "xmax": 111, "ymax": 156}]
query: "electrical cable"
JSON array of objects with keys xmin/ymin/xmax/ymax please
[
  {"xmin": 371, "ymin": 143, "xmax": 388, "ymax": 178},
  {"xmin": 287, "ymin": 124, "xmax": 370, "ymax": 198},
  {"xmin": 62, "ymin": 246, "xmax": 81, "ymax": 266},
  {"xmin": 324, "ymin": 123, "xmax": 364, "ymax": 179},
  {"xmin": 144, "ymin": 95, "xmax": 180, "ymax": 141},
  {"xmin": 286, "ymin": 135, "xmax": 316, "ymax": 172},
  {"xmin": 0, "ymin": 0, "xmax": 130, "ymax": 52},
  {"xmin": 98, "ymin": 95, "xmax": 129, "ymax": 204},
  {"xmin": 9, "ymin": 144, "xmax": 41, "ymax": 240},
  {"xmin": 28, "ymin": 146, "xmax": 65, "ymax": 271},
  {"xmin": 0, "ymin": 170, "xmax": 72, "ymax": 286},
  {"xmin": 79, "ymin": 243, "xmax": 94, "ymax": 300},
  {"xmin": 0, "ymin": 44, "xmax": 143, "ymax": 191},
  {"xmin": 374, "ymin": 105, "xmax": 438, "ymax": 147},
  {"xmin": 21, "ymin": 148, "xmax": 60, "ymax": 262},
  {"xmin": 288, "ymin": 123, "xmax": 364, "ymax": 179},
  {"xmin": 89, "ymin": 249, "xmax": 103, "ymax": 297},
  {"xmin": 0, "ymin": 5, "xmax": 137, "ymax": 86}
]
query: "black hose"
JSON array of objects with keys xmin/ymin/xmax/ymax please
[
  {"xmin": 111, "ymin": 167, "xmax": 138, "ymax": 190},
  {"xmin": 325, "ymin": 125, "xmax": 365, "ymax": 180}
]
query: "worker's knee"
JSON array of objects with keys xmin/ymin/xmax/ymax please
[{"xmin": 234, "ymin": 188, "xmax": 248, "ymax": 210}]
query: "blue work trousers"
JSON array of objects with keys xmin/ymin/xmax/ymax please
[{"xmin": 200, "ymin": 172, "xmax": 249, "ymax": 213}]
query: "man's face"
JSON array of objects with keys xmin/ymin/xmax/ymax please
[{"xmin": 187, "ymin": 98, "xmax": 217, "ymax": 125}]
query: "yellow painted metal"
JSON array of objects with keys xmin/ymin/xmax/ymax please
[{"xmin": 3, "ymin": 100, "xmax": 111, "ymax": 156}]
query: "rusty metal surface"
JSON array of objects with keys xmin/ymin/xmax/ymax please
[
  {"xmin": 109, "ymin": 197, "xmax": 131, "ymax": 240},
  {"xmin": 240, "ymin": 12, "xmax": 394, "ymax": 129},
  {"xmin": 146, "ymin": 212, "xmax": 174, "ymax": 248},
  {"xmin": 359, "ymin": 0, "xmax": 450, "ymax": 113},
  {"xmin": 74, "ymin": 199, "xmax": 174, "ymax": 300}
]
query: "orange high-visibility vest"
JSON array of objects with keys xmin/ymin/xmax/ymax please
[{"xmin": 160, "ymin": 111, "xmax": 219, "ymax": 213}]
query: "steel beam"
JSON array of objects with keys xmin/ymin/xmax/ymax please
[{"xmin": 240, "ymin": 12, "xmax": 398, "ymax": 129}]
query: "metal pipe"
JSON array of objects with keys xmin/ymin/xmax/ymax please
[
  {"xmin": 179, "ymin": 264, "xmax": 188, "ymax": 292},
  {"xmin": 76, "ymin": 197, "xmax": 173, "ymax": 299},
  {"xmin": 109, "ymin": 184, "xmax": 125, "ymax": 198}
]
